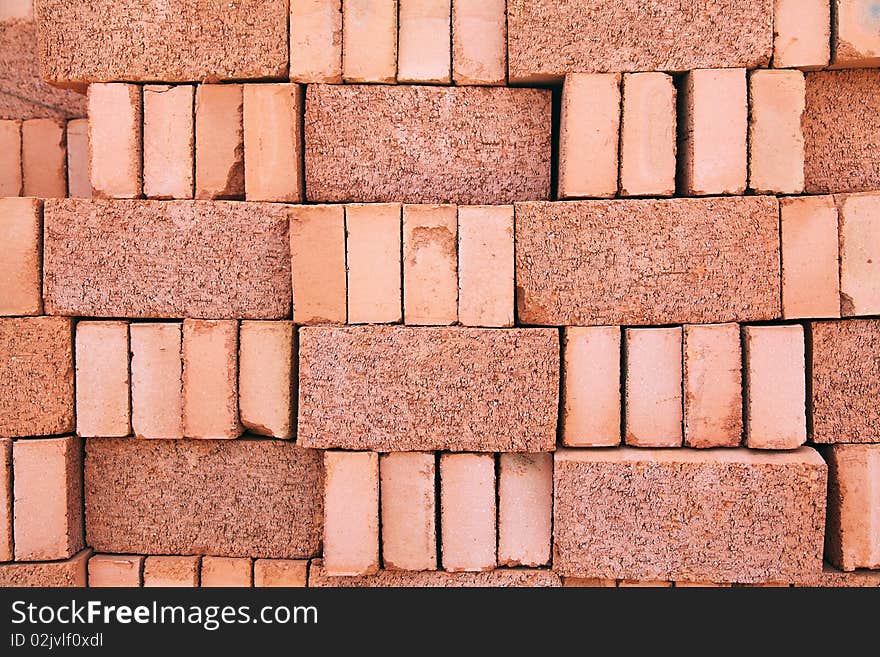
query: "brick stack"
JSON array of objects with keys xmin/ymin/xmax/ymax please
[{"xmin": 1, "ymin": 0, "xmax": 878, "ymax": 588}]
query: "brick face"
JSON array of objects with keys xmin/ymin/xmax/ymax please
[
  {"xmin": 0, "ymin": 550, "xmax": 89, "ymax": 587},
  {"xmin": 0, "ymin": 197, "xmax": 42, "ymax": 317},
  {"xmin": 308, "ymin": 560, "xmax": 561, "ymax": 587}
]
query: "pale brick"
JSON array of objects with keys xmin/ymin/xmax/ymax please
[
  {"xmin": 440, "ymin": 453, "xmax": 495, "ymax": 572},
  {"xmin": 75, "ymin": 321, "xmax": 130, "ymax": 438},
  {"xmin": 398, "ymin": 0, "xmax": 451, "ymax": 84},
  {"xmin": 0, "ymin": 120, "xmax": 21, "ymax": 196},
  {"xmin": 309, "ymin": 560, "xmax": 560, "ymax": 587},
  {"xmin": 0, "ymin": 440, "xmax": 10, "ymax": 561},
  {"xmin": 130, "ymin": 323, "xmax": 182, "ymax": 440},
  {"xmin": 87, "ymin": 84, "xmax": 140, "ymax": 199},
  {"xmin": 345, "ymin": 203, "xmax": 402, "ymax": 324},
  {"xmin": 238, "ymin": 321, "xmax": 296, "ymax": 439},
  {"xmin": 195, "ymin": 85, "xmax": 244, "ymax": 200},
  {"xmin": 403, "ymin": 204, "xmax": 457, "ymax": 326},
  {"xmin": 620, "ymin": 72, "xmax": 676, "ymax": 197},
  {"xmin": 183, "ymin": 320, "xmax": 241, "ymax": 440},
  {"xmin": 833, "ymin": 0, "xmax": 880, "ymax": 66},
  {"xmin": 290, "ymin": 205, "xmax": 346, "ymax": 324},
  {"xmin": 143, "ymin": 85, "xmax": 194, "ymax": 200},
  {"xmin": 324, "ymin": 451, "xmax": 379, "ymax": 576},
  {"xmin": 0, "ymin": 197, "xmax": 41, "ymax": 316},
  {"xmin": 290, "ymin": 0, "xmax": 343, "ymax": 83},
  {"xmin": 380, "ymin": 452, "xmax": 436, "ymax": 571},
  {"xmin": 254, "ymin": 559, "xmax": 309, "ymax": 587},
  {"xmin": 342, "ymin": 0, "xmax": 397, "ymax": 83},
  {"xmin": 498, "ymin": 453, "xmax": 552, "ymax": 568},
  {"xmin": 839, "ymin": 192, "xmax": 880, "ymax": 316},
  {"xmin": 22, "ymin": 118, "xmax": 66, "ymax": 198},
  {"xmin": 452, "ymin": 0, "xmax": 505, "ymax": 85},
  {"xmin": 243, "ymin": 84, "xmax": 303, "ymax": 202},
  {"xmin": 748, "ymin": 70, "xmax": 805, "ymax": 194},
  {"xmin": 625, "ymin": 328, "xmax": 683, "ymax": 447},
  {"xmin": 458, "ymin": 205, "xmax": 514, "ymax": 327}
]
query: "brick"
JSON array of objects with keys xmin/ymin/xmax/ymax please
[
  {"xmin": 553, "ymin": 447, "xmax": 827, "ymax": 583},
  {"xmin": 85, "ymin": 438, "xmax": 323, "ymax": 558},
  {"xmin": 239, "ymin": 321, "xmax": 296, "ymax": 439},
  {"xmin": 87, "ymin": 84, "xmax": 140, "ymax": 199},
  {"xmin": 200, "ymin": 557, "xmax": 252, "ymax": 587},
  {"xmin": 619, "ymin": 581, "xmax": 673, "ymax": 588},
  {"xmin": 130, "ymin": 323, "xmax": 182, "ymax": 440},
  {"xmin": 305, "ymin": 84, "xmax": 552, "ymax": 204},
  {"xmin": 0, "ymin": 120, "xmax": 21, "ymax": 196},
  {"xmin": 772, "ymin": 0, "xmax": 830, "ymax": 68},
  {"xmin": 683, "ymin": 324, "xmax": 742, "ymax": 448},
  {"xmin": 13, "ymin": 436, "xmax": 83, "ymax": 561},
  {"xmin": 0, "ymin": 317, "xmax": 74, "ymax": 437},
  {"xmin": 833, "ymin": 0, "xmax": 880, "ymax": 66},
  {"xmin": 781, "ymin": 196, "xmax": 841, "ymax": 319},
  {"xmin": 65, "ymin": 118, "xmax": 90, "ymax": 199},
  {"xmin": 243, "ymin": 84, "xmax": 303, "ymax": 202},
  {"xmin": 398, "ymin": 0, "xmax": 451, "ymax": 84},
  {"xmin": 342, "ymin": 0, "xmax": 397, "ymax": 82},
  {"xmin": 36, "ymin": 1, "xmax": 288, "ymax": 84},
  {"xmin": 309, "ymin": 560, "xmax": 561, "ymax": 587},
  {"xmin": 346, "ymin": 203, "xmax": 402, "ymax": 324},
  {"xmin": 0, "ymin": 197, "xmax": 41, "ymax": 316},
  {"xmin": 823, "ymin": 445, "xmax": 880, "ymax": 571},
  {"xmin": 620, "ymin": 72, "xmax": 676, "ymax": 197},
  {"xmin": 0, "ymin": 439, "xmax": 10, "ymax": 561},
  {"xmin": 290, "ymin": 205, "xmax": 346, "ymax": 324},
  {"xmin": 290, "ymin": 0, "xmax": 342, "ymax": 83},
  {"xmin": 183, "ymin": 320, "xmax": 241, "ymax": 440},
  {"xmin": 561, "ymin": 327, "xmax": 620, "ymax": 447},
  {"xmin": 143, "ymin": 85, "xmax": 194, "ymax": 200},
  {"xmin": 88, "ymin": 554, "xmax": 143, "ymax": 587},
  {"xmin": 839, "ymin": 192, "xmax": 880, "ymax": 316},
  {"xmin": 195, "ymin": 85, "xmax": 244, "ymax": 200},
  {"xmin": 298, "ymin": 326, "xmax": 559, "ymax": 452},
  {"xmin": 558, "ymin": 74, "xmax": 620, "ymax": 199},
  {"xmin": 678, "ymin": 69, "xmax": 747, "ymax": 196},
  {"xmin": 674, "ymin": 582, "xmax": 731, "ymax": 588},
  {"xmin": 43, "ymin": 199, "xmax": 290, "ymax": 318},
  {"xmin": 380, "ymin": 452, "xmax": 436, "ymax": 571},
  {"xmin": 440, "ymin": 453, "xmax": 495, "ymax": 572},
  {"xmin": 457, "ymin": 205, "xmax": 513, "ymax": 327},
  {"xmin": 625, "ymin": 328, "xmax": 683, "ymax": 447},
  {"xmin": 21, "ymin": 118, "xmax": 66, "ymax": 198},
  {"xmin": 143, "ymin": 556, "xmax": 199, "ymax": 587},
  {"xmin": 324, "ymin": 451, "xmax": 379, "ymax": 576},
  {"xmin": 748, "ymin": 70, "xmax": 805, "ymax": 194},
  {"xmin": 507, "ymin": 0, "xmax": 772, "ymax": 82},
  {"xmin": 403, "ymin": 204, "xmax": 457, "ymax": 326},
  {"xmin": 810, "ymin": 319, "xmax": 880, "ymax": 443},
  {"xmin": 796, "ymin": 563, "xmax": 880, "ymax": 587},
  {"xmin": 452, "ymin": 0, "xmax": 506, "ymax": 85},
  {"xmin": 75, "ymin": 321, "xmax": 130, "ymax": 438},
  {"xmin": 498, "ymin": 453, "xmax": 552, "ymax": 568},
  {"xmin": 563, "ymin": 577, "xmax": 616, "ymax": 588},
  {"xmin": 803, "ymin": 70, "xmax": 880, "ymax": 194},
  {"xmin": 0, "ymin": 549, "xmax": 89, "ymax": 587},
  {"xmin": 516, "ymin": 197, "xmax": 780, "ymax": 326},
  {"xmin": 0, "ymin": 1, "xmax": 33, "ymax": 20},
  {"xmin": 743, "ymin": 325, "xmax": 806, "ymax": 450},
  {"xmin": 253, "ymin": 560, "xmax": 308, "ymax": 587}
]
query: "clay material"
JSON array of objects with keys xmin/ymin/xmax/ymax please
[
  {"xmin": 403, "ymin": 204, "xmax": 458, "ymax": 326},
  {"xmin": 21, "ymin": 118, "xmax": 66, "ymax": 198},
  {"xmin": 309, "ymin": 560, "xmax": 561, "ymax": 587},
  {"xmin": 620, "ymin": 72, "xmax": 676, "ymax": 197},
  {"xmin": 839, "ymin": 192, "xmax": 880, "ymax": 316},
  {"xmin": 143, "ymin": 556, "xmax": 199, "ymax": 587},
  {"xmin": 0, "ymin": 120, "xmax": 21, "ymax": 196},
  {"xmin": 342, "ymin": 0, "xmax": 397, "ymax": 83},
  {"xmin": 833, "ymin": 0, "xmax": 880, "ymax": 66},
  {"xmin": 772, "ymin": 0, "xmax": 830, "ymax": 68},
  {"xmin": 243, "ymin": 84, "xmax": 303, "ymax": 202},
  {"xmin": 624, "ymin": 328, "xmax": 683, "ymax": 447},
  {"xmin": 254, "ymin": 559, "xmax": 309, "ymax": 587},
  {"xmin": 88, "ymin": 554, "xmax": 143, "ymax": 587},
  {"xmin": 65, "ymin": 118, "xmax": 90, "ymax": 198},
  {"xmin": 130, "ymin": 323, "xmax": 183, "ymax": 440},
  {"xmin": 183, "ymin": 320, "xmax": 241, "ymax": 440},
  {"xmin": 748, "ymin": 70, "xmax": 805, "ymax": 194},
  {"xmin": 0, "ymin": 439, "xmax": 10, "ymax": 561},
  {"xmin": 200, "ymin": 557, "xmax": 252, "ymax": 587},
  {"xmin": 452, "ymin": 0, "xmax": 506, "ymax": 85},
  {"xmin": 380, "ymin": 452, "xmax": 437, "ymax": 571},
  {"xmin": 0, "ymin": 549, "xmax": 89, "ymax": 587},
  {"xmin": 398, "ymin": 0, "xmax": 451, "ymax": 84},
  {"xmin": 0, "ymin": 197, "xmax": 42, "ymax": 316},
  {"xmin": 195, "ymin": 85, "xmax": 244, "ymax": 200},
  {"xmin": 457, "ymin": 205, "xmax": 514, "ymax": 327},
  {"xmin": 290, "ymin": 0, "xmax": 343, "ymax": 83},
  {"xmin": 143, "ymin": 85, "xmax": 194, "ymax": 200},
  {"xmin": 88, "ymin": 84, "xmax": 141, "ymax": 199},
  {"xmin": 498, "ymin": 453, "xmax": 552, "ymax": 567},
  {"xmin": 289, "ymin": 205, "xmax": 347, "ymax": 324}
]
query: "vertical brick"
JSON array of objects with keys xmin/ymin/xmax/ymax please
[
  {"xmin": 75, "ymin": 321, "xmax": 130, "ymax": 438},
  {"xmin": 839, "ymin": 192, "xmax": 880, "ymax": 316},
  {"xmin": 824, "ymin": 445, "xmax": 880, "ymax": 571},
  {"xmin": 130, "ymin": 323, "xmax": 183, "ymax": 440},
  {"xmin": 781, "ymin": 195, "xmax": 840, "ymax": 319},
  {"xmin": 678, "ymin": 69, "xmax": 748, "ymax": 196},
  {"xmin": 498, "ymin": 453, "xmax": 552, "ymax": 568},
  {"xmin": 0, "ymin": 120, "xmax": 22, "ymax": 197},
  {"xmin": 143, "ymin": 556, "xmax": 199, "ymax": 587},
  {"xmin": 559, "ymin": 73, "xmax": 620, "ymax": 199},
  {"xmin": 833, "ymin": 0, "xmax": 880, "ymax": 66},
  {"xmin": 625, "ymin": 328, "xmax": 683, "ymax": 447},
  {"xmin": 743, "ymin": 325, "xmax": 806, "ymax": 449},
  {"xmin": 324, "ymin": 451, "xmax": 380, "ymax": 576},
  {"xmin": 290, "ymin": 205, "xmax": 347, "ymax": 324},
  {"xmin": 403, "ymin": 204, "xmax": 457, "ymax": 325},
  {"xmin": 440, "ymin": 453, "xmax": 495, "ymax": 572},
  {"xmin": 398, "ymin": 0, "xmax": 451, "ymax": 84},
  {"xmin": 0, "ymin": 197, "xmax": 41, "ymax": 316},
  {"xmin": 243, "ymin": 84, "xmax": 303, "ymax": 202},
  {"xmin": 452, "ymin": 0, "xmax": 506, "ymax": 85},
  {"xmin": 620, "ymin": 72, "xmax": 676, "ymax": 197},
  {"xmin": 683, "ymin": 323, "xmax": 742, "ymax": 448},
  {"xmin": 182, "ymin": 319, "xmax": 241, "ymax": 440},
  {"xmin": 457, "ymin": 205, "xmax": 513, "ymax": 327},
  {"xmin": 290, "ymin": 0, "xmax": 343, "ymax": 83},
  {"xmin": 346, "ymin": 203, "xmax": 402, "ymax": 324},
  {"xmin": 88, "ymin": 555, "xmax": 144, "ymax": 587},
  {"xmin": 88, "ymin": 83, "xmax": 141, "ymax": 199},
  {"xmin": 65, "ymin": 119, "xmax": 91, "ymax": 199},
  {"xmin": 143, "ymin": 84, "xmax": 194, "ymax": 200},
  {"xmin": 0, "ymin": 440, "xmax": 10, "ymax": 562},
  {"xmin": 200, "ymin": 557, "xmax": 252, "ymax": 587},
  {"xmin": 195, "ymin": 84, "xmax": 244, "ymax": 200},
  {"xmin": 253, "ymin": 559, "xmax": 308, "ymax": 587},
  {"xmin": 342, "ymin": 0, "xmax": 397, "ymax": 83},
  {"xmin": 380, "ymin": 452, "xmax": 436, "ymax": 571},
  {"xmin": 21, "ymin": 119, "xmax": 66, "ymax": 198},
  {"xmin": 239, "ymin": 321, "xmax": 295, "ymax": 439},
  {"xmin": 13, "ymin": 436, "xmax": 83, "ymax": 561},
  {"xmin": 561, "ymin": 326, "xmax": 621, "ymax": 447},
  {"xmin": 748, "ymin": 70, "xmax": 805, "ymax": 194},
  {"xmin": 773, "ymin": 0, "xmax": 830, "ymax": 68}
]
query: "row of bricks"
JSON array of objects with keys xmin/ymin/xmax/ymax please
[{"xmin": 0, "ymin": 118, "xmax": 88, "ymax": 198}]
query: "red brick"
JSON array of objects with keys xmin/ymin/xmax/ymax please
[
  {"xmin": 403, "ymin": 204, "xmax": 457, "ymax": 326},
  {"xmin": 243, "ymin": 84, "xmax": 303, "ymax": 202},
  {"xmin": 143, "ymin": 85, "xmax": 194, "ymax": 200},
  {"xmin": 298, "ymin": 326, "xmax": 559, "ymax": 452},
  {"xmin": 839, "ymin": 192, "xmax": 880, "ymax": 316},
  {"xmin": 553, "ymin": 447, "xmax": 827, "ymax": 583},
  {"xmin": 796, "ymin": 563, "xmax": 880, "ymax": 587},
  {"xmin": 0, "ymin": 549, "xmax": 89, "ymax": 587},
  {"xmin": 183, "ymin": 320, "xmax": 241, "ymax": 440},
  {"xmin": 290, "ymin": 0, "xmax": 342, "ymax": 83},
  {"xmin": 0, "ymin": 197, "xmax": 41, "ymax": 316},
  {"xmin": 772, "ymin": 0, "xmax": 830, "ymax": 68},
  {"xmin": 563, "ymin": 577, "xmax": 616, "ymax": 588},
  {"xmin": 130, "ymin": 323, "xmax": 182, "ymax": 440},
  {"xmin": 324, "ymin": 451, "xmax": 379, "ymax": 576},
  {"xmin": 195, "ymin": 85, "xmax": 244, "ymax": 200},
  {"xmin": 380, "ymin": 452, "xmax": 436, "ymax": 571},
  {"xmin": 309, "ymin": 560, "xmax": 561, "ymax": 587},
  {"xmin": 515, "ymin": 197, "xmax": 781, "ymax": 326},
  {"xmin": 238, "ymin": 321, "xmax": 296, "ymax": 439},
  {"xmin": 85, "ymin": 437, "xmax": 323, "ymax": 558},
  {"xmin": 346, "ymin": 203, "xmax": 402, "ymax": 324},
  {"xmin": 398, "ymin": 0, "xmax": 451, "ymax": 84},
  {"xmin": 0, "ymin": 1, "xmax": 33, "ymax": 21},
  {"xmin": 65, "ymin": 118, "xmax": 90, "ymax": 199},
  {"xmin": 452, "ymin": 0, "xmax": 506, "ymax": 85},
  {"xmin": 0, "ymin": 317, "xmax": 74, "ymax": 437},
  {"xmin": 498, "ymin": 453, "xmax": 552, "ymax": 567},
  {"xmin": 620, "ymin": 72, "xmax": 676, "ymax": 197},
  {"xmin": 200, "ymin": 557, "xmax": 252, "ymax": 587},
  {"xmin": 833, "ymin": 0, "xmax": 880, "ymax": 66},
  {"xmin": 253, "ymin": 559, "xmax": 308, "ymax": 587},
  {"xmin": 22, "ymin": 118, "xmax": 66, "ymax": 198},
  {"xmin": 457, "ymin": 205, "xmax": 513, "ymax": 327},
  {"xmin": 290, "ymin": 205, "xmax": 346, "ymax": 324},
  {"xmin": 305, "ymin": 84, "xmax": 551, "ymax": 204},
  {"xmin": 43, "ymin": 199, "xmax": 291, "ymax": 319},
  {"xmin": 0, "ymin": 120, "xmax": 21, "ymax": 196},
  {"xmin": 75, "ymin": 321, "xmax": 130, "ymax": 438},
  {"xmin": 440, "ymin": 453, "xmax": 495, "ymax": 572},
  {"xmin": 748, "ymin": 70, "xmax": 805, "ymax": 194},
  {"xmin": 0, "ymin": 439, "xmax": 10, "ymax": 561},
  {"xmin": 13, "ymin": 436, "xmax": 83, "ymax": 561},
  {"xmin": 88, "ymin": 554, "xmax": 143, "ymax": 587},
  {"xmin": 342, "ymin": 0, "xmax": 397, "ymax": 83},
  {"xmin": 144, "ymin": 556, "xmax": 199, "ymax": 587},
  {"xmin": 619, "ymin": 581, "xmax": 673, "ymax": 588},
  {"xmin": 624, "ymin": 328, "xmax": 682, "ymax": 447},
  {"xmin": 88, "ymin": 84, "xmax": 140, "ymax": 199}
]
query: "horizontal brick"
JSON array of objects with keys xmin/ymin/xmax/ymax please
[
  {"xmin": 0, "ymin": 549, "xmax": 89, "ymax": 587},
  {"xmin": 308, "ymin": 560, "xmax": 561, "ymax": 587},
  {"xmin": 342, "ymin": 0, "xmax": 397, "ymax": 83},
  {"xmin": 289, "ymin": 0, "xmax": 342, "ymax": 84},
  {"xmin": 305, "ymin": 85, "xmax": 551, "ymax": 204},
  {"xmin": 88, "ymin": 554, "xmax": 143, "ymax": 587},
  {"xmin": 452, "ymin": 0, "xmax": 506, "ymax": 85},
  {"xmin": 554, "ymin": 448, "xmax": 827, "ymax": 583},
  {"xmin": 515, "ymin": 197, "xmax": 780, "ymax": 325},
  {"xmin": 323, "ymin": 451, "xmax": 379, "ymax": 576},
  {"xmin": 0, "ymin": 197, "xmax": 42, "ymax": 316},
  {"xmin": 85, "ymin": 438, "xmax": 323, "ymax": 559},
  {"xmin": 144, "ymin": 556, "xmax": 199, "ymax": 587},
  {"xmin": 298, "ymin": 326, "xmax": 559, "ymax": 452},
  {"xmin": 253, "ymin": 559, "xmax": 308, "ymax": 587},
  {"xmin": 43, "ymin": 200, "xmax": 290, "ymax": 319},
  {"xmin": 35, "ymin": 1, "xmax": 288, "ymax": 84},
  {"xmin": 833, "ymin": 0, "xmax": 880, "ymax": 66}
]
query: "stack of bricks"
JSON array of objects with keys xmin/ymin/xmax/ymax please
[{"xmin": 1, "ymin": 0, "xmax": 878, "ymax": 588}]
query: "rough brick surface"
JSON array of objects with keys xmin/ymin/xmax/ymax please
[
  {"xmin": 43, "ymin": 200, "xmax": 290, "ymax": 319},
  {"xmin": 0, "ymin": 120, "xmax": 21, "ymax": 196},
  {"xmin": 452, "ymin": 0, "xmax": 506, "ymax": 85},
  {"xmin": 88, "ymin": 554, "xmax": 143, "ymax": 587},
  {"xmin": 21, "ymin": 118, "xmax": 66, "ymax": 198},
  {"xmin": 143, "ymin": 556, "xmax": 199, "ymax": 587},
  {"xmin": 0, "ymin": 550, "xmax": 89, "ymax": 587},
  {"xmin": 309, "ymin": 560, "xmax": 561, "ymax": 587},
  {"xmin": 553, "ymin": 448, "xmax": 827, "ymax": 583},
  {"xmin": 253, "ymin": 559, "xmax": 308, "ymax": 587},
  {"xmin": 0, "ymin": 197, "xmax": 42, "ymax": 316},
  {"xmin": 290, "ymin": 0, "xmax": 343, "ymax": 83},
  {"xmin": 515, "ymin": 197, "xmax": 780, "ymax": 326},
  {"xmin": 298, "ymin": 326, "xmax": 559, "ymax": 452},
  {"xmin": 0, "ymin": 439, "xmax": 10, "ymax": 561},
  {"xmin": 238, "ymin": 321, "xmax": 296, "ymax": 439},
  {"xmin": 323, "ymin": 451, "xmax": 379, "ymax": 576},
  {"xmin": 305, "ymin": 84, "xmax": 551, "ymax": 204},
  {"xmin": 839, "ymin": 192, "xmax": 880, "ymax": 316},
  {"xmin": 85, "ymin": 438, "xmax": 323, "ymax": 559}
]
